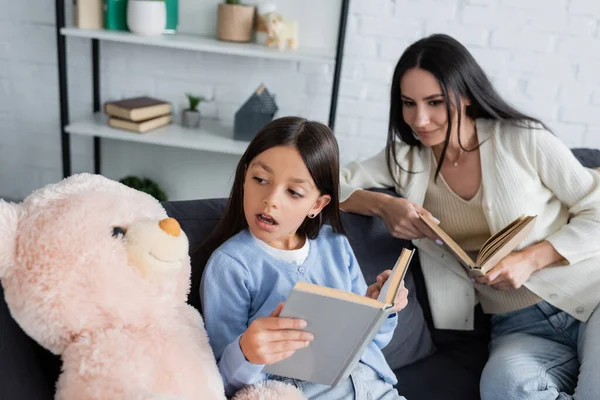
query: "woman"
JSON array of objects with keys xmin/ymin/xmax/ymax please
[{"xmin": 340, "ymin": 33, "xmax": 600, "ymax": 399}]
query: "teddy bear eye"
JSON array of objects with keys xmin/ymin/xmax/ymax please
[{"xmin": 112, "ymin": 226, "xmax": 126, "ymax": 239}]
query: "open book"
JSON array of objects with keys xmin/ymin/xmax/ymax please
[
  {"xmin": 263, "ymin": 248, "xmax": 415, "ymax": 387},
  {"xmin": 418, "ymin": 214, "xmax": 537, "ymax": 276}
]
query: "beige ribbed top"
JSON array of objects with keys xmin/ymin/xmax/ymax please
[
  {"xmin": 424, "ymin": 152, "xmax": 542, "ymax": 314},
  {"xmin": 341, "ymin": 119, "xmax": 600, "ymax": 329}
]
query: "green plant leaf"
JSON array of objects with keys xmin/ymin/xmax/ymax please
[
  {"xmin": 185, "ymin": 92, "xmax": 205, "ymax": 111},
  {"xmin": 119, "ymin": 176, "xmax": 168, "ymax": 202}
]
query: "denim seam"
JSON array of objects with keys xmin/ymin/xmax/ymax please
[{"xmin": 537, "ymin": 351, "xmax": 577, "ymax": 392}]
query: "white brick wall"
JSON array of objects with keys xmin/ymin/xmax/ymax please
[
  {"xmin": 336, "ymin": 0, "xmax": 600, "ymax": 164},
  {"xmin": 1, "ymin": 0, "xmax": 600, "ymax": 200}
]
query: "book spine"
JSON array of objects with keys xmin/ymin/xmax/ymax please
[{"xmin": 331, "ymin": 309, "xmax": 390, "ymax": 386}]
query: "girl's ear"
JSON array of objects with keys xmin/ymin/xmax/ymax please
[
  {"xmin": 308, "ymin": 194, "xmax": 331, "ymax": 218},
  {"xmin": 0, "ymin": 200, "xmax": 21, "ymax": 279}
]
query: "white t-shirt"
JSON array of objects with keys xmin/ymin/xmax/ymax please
[{"xmin": 250, "ymin": 232, "xmax": 309, "ymax": 265}]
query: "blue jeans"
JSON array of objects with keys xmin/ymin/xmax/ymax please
[
  {"xmin": 480, "ymin": 301, "xmax": 600, "ymax": 400},
  {"xmin": 269, "ymin": 362, "xmax": 405, "ymax": 400}
]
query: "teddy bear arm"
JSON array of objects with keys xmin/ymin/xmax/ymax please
[
  {"xmin": 56, "ymin": 371, "xmax": 183, "ymax": 400},
  {"xmin": 232, "ymin": 380, "xmax": 306, "ymax": 400}
]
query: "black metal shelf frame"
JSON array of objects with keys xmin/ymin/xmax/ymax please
[{"xmin": 55, "ymin": 0, "xmax": 350, "ymax": 178}]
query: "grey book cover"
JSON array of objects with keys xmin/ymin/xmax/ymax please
[
  {"xmin": 262, "ymin": 289, "xmax": 392, "ymax": 386},
  {"xmin": 263, "ymin": 248, "xmax": 414, "ymax": 386}
]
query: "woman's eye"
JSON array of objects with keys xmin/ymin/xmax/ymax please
[
  {"xmin": 429, "ymin": 100, "xmax": 444, "ymax": 106},
  {"xmin": 112, "ymin": 226, "xmax": 126, "ymax": 239},
  {"xmin": 402, "ymin": 101, "xmax": 415, "ymax": 107},
  {"xmin": 253, "ymin": 177, "xmax": 267, "ymax": 184},
  {"xmin": 288, "ymin": 189, "xmax": 304, "ymax": 198}
]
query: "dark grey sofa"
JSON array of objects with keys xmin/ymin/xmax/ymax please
[{"xmin": 1, "ymin": 148, "xmax": 599, "ymax": 400}]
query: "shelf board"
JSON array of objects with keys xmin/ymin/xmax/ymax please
[
  {"xmin": 61, "ymin": 28, "xmax": 334, "ymax": 63},
  {"xmin": 65, "ymin": 115, "xmax": 249, "ymax": 156}
]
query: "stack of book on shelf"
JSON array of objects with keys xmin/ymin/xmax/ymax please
[{"xmin": 104, "ymin": 97, "xmax": 172, "ymax": 133}]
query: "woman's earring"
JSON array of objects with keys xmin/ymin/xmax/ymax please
[{"xmin": 309, "ymin": 213, "xmax": 316, "ymax": 219}]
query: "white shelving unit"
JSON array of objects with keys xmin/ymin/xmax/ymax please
[
  {"xmin": 61, "ymin": 28, "xmax": 335, "ymax": 63},
  {"xmin": 55, "ymin": 0, "xmax": 350, "ymax": 177},
  {"xmin": 66, "ymin": 114, "xmax": 249, "ymax": 156}
]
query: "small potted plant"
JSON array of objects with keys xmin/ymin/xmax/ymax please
[
  {"xmin": 217, "ymin": 0, "xmax": 255, "ymax": 42},
  {"xmin": 127, "ymin": 0, "xmax": 166, "ymax": 36},
  {"xmin": 119, "ymin": 176, "xmax": 168, "ymax": 202},
  {"xmin": 182, "ymin": 93, "xmax": 205, "ymax": 128}
]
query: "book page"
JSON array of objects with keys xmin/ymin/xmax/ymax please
[
  {"xmin": 418, "ymin": 214, "xmax": 475, "ymax": 268},
  {"xmin": 377, "ymin": 248, "xmax": 414, "ymax": 305},
  {"xmin": 294, "ymin": 281, "xmax": 384, "ymax": 308},
  {"xmin": 476, "ymin": 216, "xmax": 535, "ymax": 266},
  {"xmin": 477, "ymin": 216, "xmax": 537, "ymax": 274},
  {"xmin": 477, "ymin": 216, "xmax": 527, "ymax": 263}
]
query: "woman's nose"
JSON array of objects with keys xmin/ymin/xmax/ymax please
[{"xmin": 414, "ymin": 106, "xmax": 430, "ymax": 127}]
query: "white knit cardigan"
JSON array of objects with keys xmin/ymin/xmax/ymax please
[{"xmin": 340, "ymin": 119, "xmax": 600, "ymax": 330}]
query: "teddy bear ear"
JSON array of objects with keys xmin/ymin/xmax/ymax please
[{"xmin": 0, "ymin": 199, "xmax": 21, "ymax": 279}]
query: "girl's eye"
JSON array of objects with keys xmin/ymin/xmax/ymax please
[
  {"xmin": 288, "ymin": 189, "xmax": 304, "ymax": 199},
  {"xmin": 402, "ymin": 101, "xmax": 415, "ymax": 107},
  {"xmin": 429, "ymin": 100, "xmax": 444, "ymax": 106},
  {"xmin": 112, "ymin": 226, "xmax": 126, "ymax": 239},
  {"xmin": 253, "ymin": 176, "xmax": 267, "ymax": 184}
]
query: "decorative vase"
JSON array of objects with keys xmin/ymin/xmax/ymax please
[
  {"xmin": 164, "ymin": 0, "xmax": 178, "ymax": 33},
  {"xmin": 73, "ymin": 0, "xmax": 103, "ymax": 29},
  {"xmin": 255, "ymin": 3, "xmax": 276, "ymax": 45},
  {"xmin": 216, "ymin": 3, "xmax": 255, "ymax": 42},
  {"xmin": 181, "ymin": 109, "xmax": 201, "ymax": 128},
  {"xmin": 127, "ymin": 0, "xmax": 166, "ymax": 36}
]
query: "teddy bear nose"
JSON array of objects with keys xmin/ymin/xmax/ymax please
[{"xmin": 159, "ymin": 218, "xmax": 181, "ymax": 237}]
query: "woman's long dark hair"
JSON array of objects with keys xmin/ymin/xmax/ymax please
[
  {"xmin": 197, "ymin": 116, "xmax": 345, "ymax": 258},
  {"xmin": 387, "ymin": 33, "xmax": 547, "ymax": 181}
]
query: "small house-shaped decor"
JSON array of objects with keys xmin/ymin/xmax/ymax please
[{"xmin": 234, "ymin": 84, "xmax": 278, "ymax": 141}]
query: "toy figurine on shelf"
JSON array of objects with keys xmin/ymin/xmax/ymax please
[{"xmin": 264, "ymin": 12, "xmax": 298, "ymax": 50}]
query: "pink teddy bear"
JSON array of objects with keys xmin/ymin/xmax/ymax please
[{"xmin": 0, "ymin": 174, "xmax": 303, "ymax": 400}]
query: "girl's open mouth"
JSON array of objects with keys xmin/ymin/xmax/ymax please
[
  {"xmin": 257, "ymin": 213, "xmax": 278, "ymax": 225},
  {"xmin": 255, "ymin": 213, "xmax": 279, "ymax": 231}
]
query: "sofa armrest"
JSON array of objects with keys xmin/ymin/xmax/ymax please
[{"xmin": 0, "ymin": 285, "xmax": 55, "ymax": 399}]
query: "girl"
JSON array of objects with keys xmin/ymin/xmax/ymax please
[
  {"xmin": 200, "ymin": 116, "xmax": 408, "ymax": 400},
  {"xmin": 339, "ymin": 34, "xmax": 600, "ymax": 399}
]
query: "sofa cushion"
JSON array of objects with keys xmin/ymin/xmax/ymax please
[
  {"xmin": 162, "ymin": 198, "xmax": 226, "ymax": 313},
  {"xmin": 339, "ymin": 211, "xmax": 436, "ymax": 370},
  {"xmin": 572, "ymin": 148, "xmax": 600, "ymax": 168},
  {"xmin": 163, "ymin": 197, "xmax": 436, "ymax": 371},
  {"xmin": 0, "ymin": 285, "xmax": 55, "ymax": 399}
]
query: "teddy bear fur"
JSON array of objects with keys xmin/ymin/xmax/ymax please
[{"xmin": 0, "ymin": 174, "xmax": 304, "ymax": 400}]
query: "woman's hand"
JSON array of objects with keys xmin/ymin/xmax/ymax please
[
  {"xmin": 239, "ymin": 303, "xmax": 314, "ymax": 365},
  {"xmin": 378, "ymin": 197, "xmax": 438, "ymax": 240},
  {"xmin": 474, "ymin": 250, "xmax": 540, "ymax": 290},
  {"xmin": 366, "ymin": 270, "xmax": 409, "ymax": 313}
]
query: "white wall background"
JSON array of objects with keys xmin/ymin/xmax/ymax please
[{"xmin": 1, "ymin": 0, "xmax": 600, "ymax": 201}]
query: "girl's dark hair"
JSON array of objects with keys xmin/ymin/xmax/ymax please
[
  {"xmin": 197, "ymin": 116, "xmax": 344, "ymax": 258},
  {"xmin": 387, "ymin": 33, "xmax": 547, "ymax": 180}
]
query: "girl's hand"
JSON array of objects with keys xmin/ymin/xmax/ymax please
[
  {"xmin": 239, "ymin": 303, "xmax": 314, "ymax": 365},
  {"xmin": 474, "ymin": 250, "xmax": 539, "ymax": 290},
  {"xmin": 367, "ymin": 270, "xmax": 409, "ymax": 313},
  {"xmin": 379, "ymin": 197, "xmax": 438, "ymax": 240}
]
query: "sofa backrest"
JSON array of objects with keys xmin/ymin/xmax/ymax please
[
  {"xmin": 162, "ymin": 189, "xmax": 437, "ymax": 371},
  {"xmin": 162, "ymin": 194, "xmax": 420, "ymax": 314}
]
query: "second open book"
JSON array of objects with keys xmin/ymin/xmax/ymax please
[
  {"xmin": 263, "ymin": 248, "xmax": 415, "ymax": 386},
  {"xmin": 418, "ymin": 213, "xmax": 537, "ymax": 276}
]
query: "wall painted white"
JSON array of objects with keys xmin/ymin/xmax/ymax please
[{"xmin": 1, "ymin": 0, "xmax": 599, "ymax": 201}]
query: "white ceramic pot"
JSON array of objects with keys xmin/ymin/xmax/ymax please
[{"xmin": 127, "ymin": 0, "xmax": 166, "ymax": 36}]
